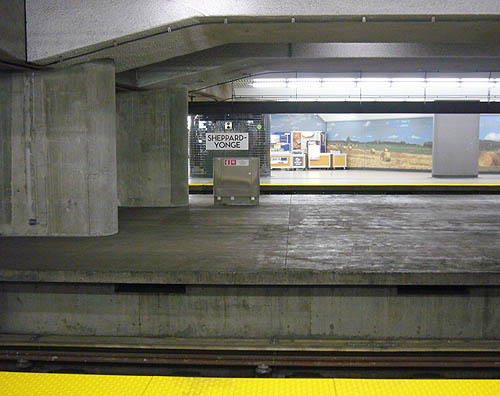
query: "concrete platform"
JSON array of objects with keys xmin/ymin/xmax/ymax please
[
  {"xmin": 1, "ymin": 195, "xmax": 500, "ymax": 286},
  {"xmin": 190, "ymin": 170, "xmax": 500, "ymax": 194},
  {"xmin": 190, "ymin": 170, "xmax": 500, "ymax": 185}
]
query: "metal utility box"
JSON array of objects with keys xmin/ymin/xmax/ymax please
[{"xmin": 213, "ymin": 157, "xmax": 260, "ymax": 205}]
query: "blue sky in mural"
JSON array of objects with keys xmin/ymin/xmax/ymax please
[
  {"xmin": 327, "ymin": 117, "xmax": 433, "ymax": 145},
  {"xmin": 271, "ymin": 114, "xmax": 500, "ymax": 144},
  {"xmin": 271, "ymin": 114, "xmax": 326, "ymax": 133},
  {"xmin": 480, "ymin": 115, "xmax": 500, "ymax": 141}
]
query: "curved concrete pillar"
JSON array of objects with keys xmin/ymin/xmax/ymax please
[
  {"xmin": 117, "ymin": 88, "xmax": 188, "ymax": 207},
  {"xmin": 0, "ymin": 60, "xmax": 118, "ymax": 236}
]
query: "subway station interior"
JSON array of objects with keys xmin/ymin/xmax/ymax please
[{"xmin": 1, "ymin": 1, "xmax": 500, "ymax": 395}]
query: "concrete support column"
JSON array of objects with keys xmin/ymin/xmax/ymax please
[
  {"xmin": 0, "ymin": 60, "xmax": 118, "ymax": 236},
  {"xmin": 116, "ymin": 88, "xmax": 188, "ymax": 207},
  {"xmin": 432, "ymin": 114, "xmax": 479, "ymax": 178}
]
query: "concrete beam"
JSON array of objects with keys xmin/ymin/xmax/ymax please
[
  {"xmin": 115, "ymin": 43, "xmax": 500, "ymax": 90},
  {"xmin": 188, "ymin": 101, "xmax": 492, "ymax": 115},
  {"xmin": 190, "ymin": 84, "xmax": 233, "ymax": 102}
]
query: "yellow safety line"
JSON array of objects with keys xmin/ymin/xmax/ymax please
[
  {"xmin": 335, "ymin": 378, "xmax": 500, "ymax": 396},
  {"xmin": 1, "ymin": 372, "xmax": 500, "ymax": 396}
]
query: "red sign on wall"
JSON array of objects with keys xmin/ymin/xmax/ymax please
[{"xmin": 223, "ymin": 159, "xmax": 249, "ymax": 166}]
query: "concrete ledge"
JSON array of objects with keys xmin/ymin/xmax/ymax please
[
  {"xmin": 2, "ymin": 282, "xmax": 498, "ymax": 339},
  {"xmin": 2, "ymin": 269, "xmax": 500, "ymax": 286}
]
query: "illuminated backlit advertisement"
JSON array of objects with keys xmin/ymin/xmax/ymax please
[
  {"xmin": 271, "ymin": 156, "xmax": 289, "ymax": 165},
  {"xmin": 293, "ymin": 132, "xmax": 302, "ymax": 150},
  {"xmin": 293, "ymin": 156, "xmax": 304, "ymax": 167}
]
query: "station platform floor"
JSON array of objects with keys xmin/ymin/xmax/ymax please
[
  {"xmin": 1, "ymin": 194, "xmax": 499, "ymax": 286},
  {"xmin": 1, "ymin": 371, "xmax": 500, "ymax": 396},
  {"xmin": 190, "ymin": 169, "xmax": 500, "ymax": 185}
]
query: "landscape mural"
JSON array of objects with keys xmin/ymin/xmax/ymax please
[
  {"xmin": 326, "ymin": 117, "xmax": 433, "ymax": 170},
  {"xmin": 271, "ymin": 114, "xmax": 327, "ymax": 134},
  {"xmin": 271, "ymin": 114, "xmax": 500, "ymax": 172},
  {"xmin": 479, "ymin": 115, "xmax": 500, "ymax": 172}
]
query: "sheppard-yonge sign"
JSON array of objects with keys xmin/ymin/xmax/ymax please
[{"xmin": 206, "ymin": 133, "xmax": 248, "ymax": 150}]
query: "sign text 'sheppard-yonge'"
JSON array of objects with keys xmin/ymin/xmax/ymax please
[{"xmin": 206, "ymin": 133, "xmax": 248, "ymax": 150}]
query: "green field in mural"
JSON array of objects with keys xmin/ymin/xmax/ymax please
[{"xmin": 271, "ymin": 114, "xmax": 500, "ymax": 171}]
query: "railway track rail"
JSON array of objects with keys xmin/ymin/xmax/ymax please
[{"xmin": 2, "ymin": 346, "xmax": 500, "ymax": 369}]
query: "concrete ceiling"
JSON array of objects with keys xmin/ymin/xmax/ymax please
[
  {"xmin": 115, "ymin": 43, "xmax": 500, "ymax": 97},
  {"xmin": 32, "ymin": 19, "xmax": 500, "ymax": 72},
  {"xmin": 27, "ymin": 0, "xmax": 500, "ymax": 62},
  {"xmin": 22, "ymin": 2, "xmax": 500, "ymax": 99}
]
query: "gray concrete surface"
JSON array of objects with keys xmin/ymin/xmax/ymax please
[
  {"xmin": 190, "ymin": 170, "xmax": 500, "ymax": 185},
  {"xmin": 0, "ymin": 61, "xmax": 118, "ymax": 236},
  {"xmin": 18, "ymin": 2, "xmax": 500, "ymax": 99},
  {"xmin": 433, "ymin": 114, "xmax": 479, "ymax": 177},
  {"xmin": 117, "ymin": 88, "xmax": 188, "ymax": 207},
  {"xmin": 0, "ymin": 75, "xmax": 12, "ymax": 225},
  {"xmin": 1, "ymin": 282, "xmax": 499, "ymax": 339},
  {"xmin": 26, "ymin": 1, "xmax": 500, "ymax": 63},
  {"xmin": 22, "ymin": 2, "xmax": 500, "ymax": 101},
  {"xmin": 1, "ymin": 195, "xmax": 499, "ymax": 285},
  {"xmin": 0, "ymin": 0, "xmax": 25, "ymax": 61},
  {"xmin": 119, "ymin": 43, "xmax": 500, "ymax": 91}
]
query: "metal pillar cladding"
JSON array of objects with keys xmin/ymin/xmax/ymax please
[{"xmin": 213, "ymin": 158, "xmax": 259, "ymax": 205}]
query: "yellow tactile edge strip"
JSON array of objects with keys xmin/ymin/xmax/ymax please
[
  {"xmin": 190, "ymin": 183, "xmax": 500, "ymax": 187},
  {"xmin": 1, "ymin": 372, "xmax": 500, "ymax": 396}
]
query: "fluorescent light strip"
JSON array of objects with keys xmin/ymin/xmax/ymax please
[
  {"xmin": 248, "ymin": 77, "xmax": 500, "ymax": 102},
  {"xmin": 251, "ymin": 77, "xmax": 500, "ymax": 88}
]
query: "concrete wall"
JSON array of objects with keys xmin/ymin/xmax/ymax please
[
  {"xmin": 0, "ymin": 0, "xmax": 25, "ymax": 61},
  {"xmin": 1, "ymin": 284, "xmax": 499, "ymax": 339},
  {"xmin": 117, "ymin": 88, "xmax": 188, "ymax": 207},
  {"xmin": 432, "ymin": 114, "xmax": 479, "ymax": 177},
  {"xmin": 0, "ymin": 74, "xmax": 12, "ymax": 225},
  {"xmin": 0, "ymin": 61, "xmax": 118, "ymax": 236},
  {"xmin": 27, "ymin": 1, "xmax": 500, "ymax": 62}
]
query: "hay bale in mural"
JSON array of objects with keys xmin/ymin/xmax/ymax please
[
  {"xmin": 479, "ymin": 151, "xmax": 500, "ymax": 168},
  {"xmin": 343, "ymin": 147, "xmax": 431, "ymax": 169},
  {"xmin": 380, "ymin": 149, "xmax": 391, "ymax": 162},
  {"xmin": 370, "ymin": 148, "xmax": 376, "ymax": 154}
]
